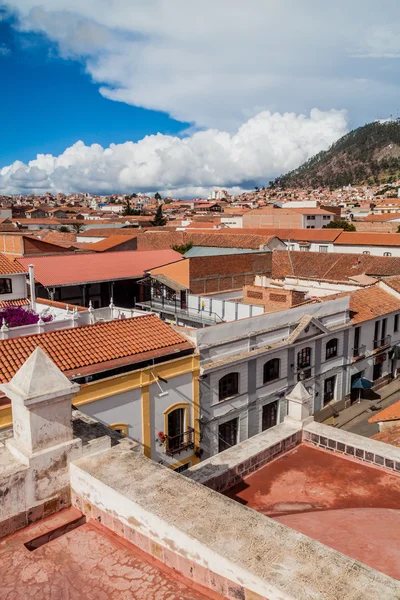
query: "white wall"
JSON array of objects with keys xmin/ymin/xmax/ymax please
[{"xmin": 334, "ymin": 244, "xmax": 400, "ymax": 257}]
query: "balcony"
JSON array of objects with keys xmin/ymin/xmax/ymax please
[
  {"xmin": 136, "ymin": 299, "xmax": 224, "ymax": 327},
  {"xmin": 373, "ymin": 335, "xmax": 391, "ymax": 350},
  {"xmin": 165, "ymin": 427, "xmax": 195, "ymax": 457},
  {"xmin": 352, "ymin": 345, "xmax": 366, "ymax": 359}
]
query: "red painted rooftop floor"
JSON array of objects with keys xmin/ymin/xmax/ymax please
[
  {"xmin": 225, "ymin": 443, "xmax": 400, "ymax": 580},
  {"xmin": 0, "ymin": 508, "xmax": 223, "ymax": 600}
]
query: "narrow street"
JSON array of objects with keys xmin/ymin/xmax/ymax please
[{"xmin": 338, "ymin": 383, "xmax": 400, "ymax": 438}]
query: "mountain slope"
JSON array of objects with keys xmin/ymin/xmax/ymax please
[{"xmin": 272, "ymin": 120, "xmax": 400, "ymax": 189}]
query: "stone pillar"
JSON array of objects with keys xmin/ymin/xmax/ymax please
[
  {"xmin": 1, "ymin": 347, "xmax": 80, "ymax": 458},
  {"xmin": 285, "ymin": 381, "xmax": 313, "ymax": 424}
]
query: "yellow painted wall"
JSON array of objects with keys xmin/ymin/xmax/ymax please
[{"xmin": 0, "ymin": 353, "xmax": 201, "ymax": 468}]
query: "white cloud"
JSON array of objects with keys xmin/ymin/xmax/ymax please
[
  {"xmin": 4, "ymin": 0, "xmax": 400, "ymax": 129},
  {"xmin": 0, "ymin": 108, "xmax": 348, "ymax": 196}
]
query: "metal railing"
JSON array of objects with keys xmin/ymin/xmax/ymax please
[
  {"xmin": 165, "ymin": 427, "xmax": 195, "ymax": 456},
  {"xmin": 373, "ymin": 335, "xmax": 391, "ymax": 350},
  {"xmin": 136, "ymin": 299, "xmax": 224, "ymax": 325},
  {"xmin": 352, "ymin": 344, "xmax": 366, "ymax": 358}
]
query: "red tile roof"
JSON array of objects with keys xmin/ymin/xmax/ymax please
[
  {"xmin": 0, "ymin": 298, "xmax": 30, "ymax": 308},
  {"xmin": 36, "ymin": 297, "xmax": 87, "ymax": 312},
  {"xmin": 17, "ymin": 250, "xmax": 183, "ymax": 286},
  {"xmin": 136, "ymin": 231, "xmax": 281, "ymax": 251},
  {"xmin": 187, "ymin": 228, "xmax": 343, "ymax": 242},
  {"xmin": 79, "ymin": 228, "xmax": 141, "ymax": 238},
  {"xmin": 371, "ymin": 426, "xmax": 400, "ymax": 447},
  {"xmin": 369, "ymin": 400, "xmax": 400, "ymax": 424},
  {"xmin": 0, "ymin": 253, "xmax": 27, "ymax": 274},
  {"xmin": 80, "ymin": 234, "xmax": 138, "ymax": 252},
  {"xmin": 364, "ymin": 214, "xmax": 400, "ymax": 222},
  {"xmin": 272, "ymin": 250, "xmax": 400, "ymax": 281},
  {"xmin": 0, "ymin": 314, "xmax": 193, "ymax": 382},
  {"xmin": 335, "ymin": 232, "xmax": 400, "ymax": 247}
]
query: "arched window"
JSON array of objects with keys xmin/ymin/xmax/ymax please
[
  {"xmin": 163, "ymin": 403, "xmax": 191, "ymax": 455},
  {"xmin": 384, "ymin": 252, "xmax": 392, "ymax": 257},
  {"xmin": 363, "ymin": 251, "xmax": 370, "ymax": 255},
  {"xmin": 219, "ymin": 373, "xmax": 239, "ymax": 401},
  {"xmin": 326, "ymin": 338, "xmax": 338, "ymax": 360},
  {"xmin": 263, "ymin": 358, "xmax": 280, "ymax": 383},
  {"xmin": 297, "ymin": 347, "xmax": 311, "ymax": 369}
]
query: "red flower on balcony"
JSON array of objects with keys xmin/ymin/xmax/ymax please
[{"xmin": 157, "ymin": 431, "xmax": 166, "ymax": 444}]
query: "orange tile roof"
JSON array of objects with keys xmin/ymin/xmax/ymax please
[
  {"xmin": 384, "ymin": 277, "xmax": 400, "ymax": 294},
  {"xmin": 319, "ymin": 285, "xmax": 400, "ymax": 323},
  {"xmin": 79, "ymin": 228, "xmax": 141, "ymax": 238},
  {"xmin": 150, "ymin": 259, "xmax": 190, "ymax": 288},
  {"xmin": 36, "ymin": 297, "xmax": 87, "ymax": 312},
  {"xmin": 0, "ymin": 253, "xmax": 26, "ymax": 274},
  {"xmin": 196, "ymin": 228, "xmax": 343, "ymax": 242},
  {"xmin": 0, "ymin": 298, "xmax": 30, "ymax": 308},
  {"xmin": 364, "ymin": 214, "xmax": 400, "ymax": 222},
  {"xmin": 82, "ymin": 234, "xmax": 138, "ymax": 252},
  {"xmin": 369, "ymin": 400, "xmax": 400, "ymax": 424},
  {"xmin": 335, "ymin": 232, "xmax": 400, "ymax": 247},
  {"xmin": 0, "ymin": 314, "xmax": 193, "ymax": 383},
  {"xmin": 272, "ymin": 250, "xmax": 400, "ymax": 281},
  {"xmin": 371, "ymin": 426, "xmax": 400, "ymax": 447},
  {"xmin": 16, "ymin": 250, "xmax": 183, "ymax": 286}
]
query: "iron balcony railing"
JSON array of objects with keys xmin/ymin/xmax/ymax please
[
  {"xmin": 373, "ymin": 335, "xmax": 391, "ymax": 350},
  {"xmin": 165, "ymin": 427, "xmax": 195, "ymax": 457},
  {"xmin": 352, "ymin": 344, "xmax": 366, "ymax": 358},
  {"xmin": 136, "ymin": 299, "xmax": 224, "ymax": 325}
]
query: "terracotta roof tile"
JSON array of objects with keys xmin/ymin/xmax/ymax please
[
  {"xmin": 0, "ymin": 253, "xmax": 27, "ymax": 275},
  {"xmin": 369, "ymin": 400, "xmax": 400, "ymax": 424},
  {"xmin": 16, "ymin": 250, "xmax": 183, "ymax": 286},
  {"xmin": 335, "ymin": 232, "xmax": 400, "ymax": 247},
  {"xmin": 81, "ymin": 234, "xmax": 138, "ymax": 252},
  {"xmin": 272, "ymin": 250, "xmax": 400, "ymax": 281},
  {"xmin": 0, "ymin": 298, "xmax": 30, "ymax": 308},
  {"xmin": 319, "ymin": 285, "xmax": 400, "ymax": 324},
  {"xmin": 36, "ymin": 297, "xmax": 87, "ymax": 312},
  {"xmin": 371, "ymin": 426, "xmax": 400, "ymax": 447},
  {"xmin": 0, "ymin": 314, "xmax": 193, "ymax": 383},
  {"xmin": 79, "ymin": 228, "xmax": 142, "ymax": 238}
]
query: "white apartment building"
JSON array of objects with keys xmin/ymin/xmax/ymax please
[
  {"xmin": 192, "ymin": 282, "xmax": 400, "ymax": 458},
  {"xmin": 195, "ymin": 298, "xmax": 351, "ymax": 457}
]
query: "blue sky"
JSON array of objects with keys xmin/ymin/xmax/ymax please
[
  {"xmin": 1, "ymin": 1, "xmax": 400, "ymax": 196},
  {"xmin": 0, "ymin": 16, "xmax": 188, "ymax": 167}
]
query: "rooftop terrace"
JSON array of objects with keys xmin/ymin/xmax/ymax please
[
  {"xmin": 224, "ymin": 443, "xmax": 400, "ymax": 580},
  {"xmin": 0, "ymin": 508, "xmax": 220, "ymax": 600}
]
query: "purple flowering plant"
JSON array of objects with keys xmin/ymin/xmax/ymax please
[{"xmin": 0, "ymin": 306, "xmax": 53, "ymax": 328}]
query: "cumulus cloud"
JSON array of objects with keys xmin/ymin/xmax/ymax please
[
  {"xmin": 4, "ymin": 0, "xmax": 400, "ymax": 129},
  {"xmin": 0, "ymin": 108, "xmax": 348, "ymax": 195}
]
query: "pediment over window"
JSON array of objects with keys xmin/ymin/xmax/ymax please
[{"xmin": 287, "ymin": 315, "xmax": 329, "ymax": 344}]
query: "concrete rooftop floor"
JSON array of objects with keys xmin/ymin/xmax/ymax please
[
  {"xmin": 225, "ymin": 443, "xmax": 400, "ymax": 580},
  {"xmin": 0, "ymin": 508, "xmax": 223, "ymax": 600}
]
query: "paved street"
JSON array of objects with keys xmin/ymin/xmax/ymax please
[{"xmin": 324, "ymin": 378, "xmax": 400, "ymax": 438}]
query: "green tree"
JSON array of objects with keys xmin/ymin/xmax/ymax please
[
  {"xmin": 324, "ymin": 220, "xmax": 356, "ymax": 232},
  {"xmin": 154, "ymin": 192, "xmax": 162, "ymax": 201},
  {"xmin": 151, "ymin": 206, "xmax": 167, "ymax": 226},
  {"xmin": 71, "ymin": 223, "xmax": 85, "ymax": 234},
  {"xmin": 58, "ymin": 225, "xmax": 70, "ymax": 233},
  {"xmin": 122, "ymin": 200, "xmax": 135, "ymax": 216},
  {"xmin": 172, "ymin": 241, "xmax": 193, "ymax": 254}
]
